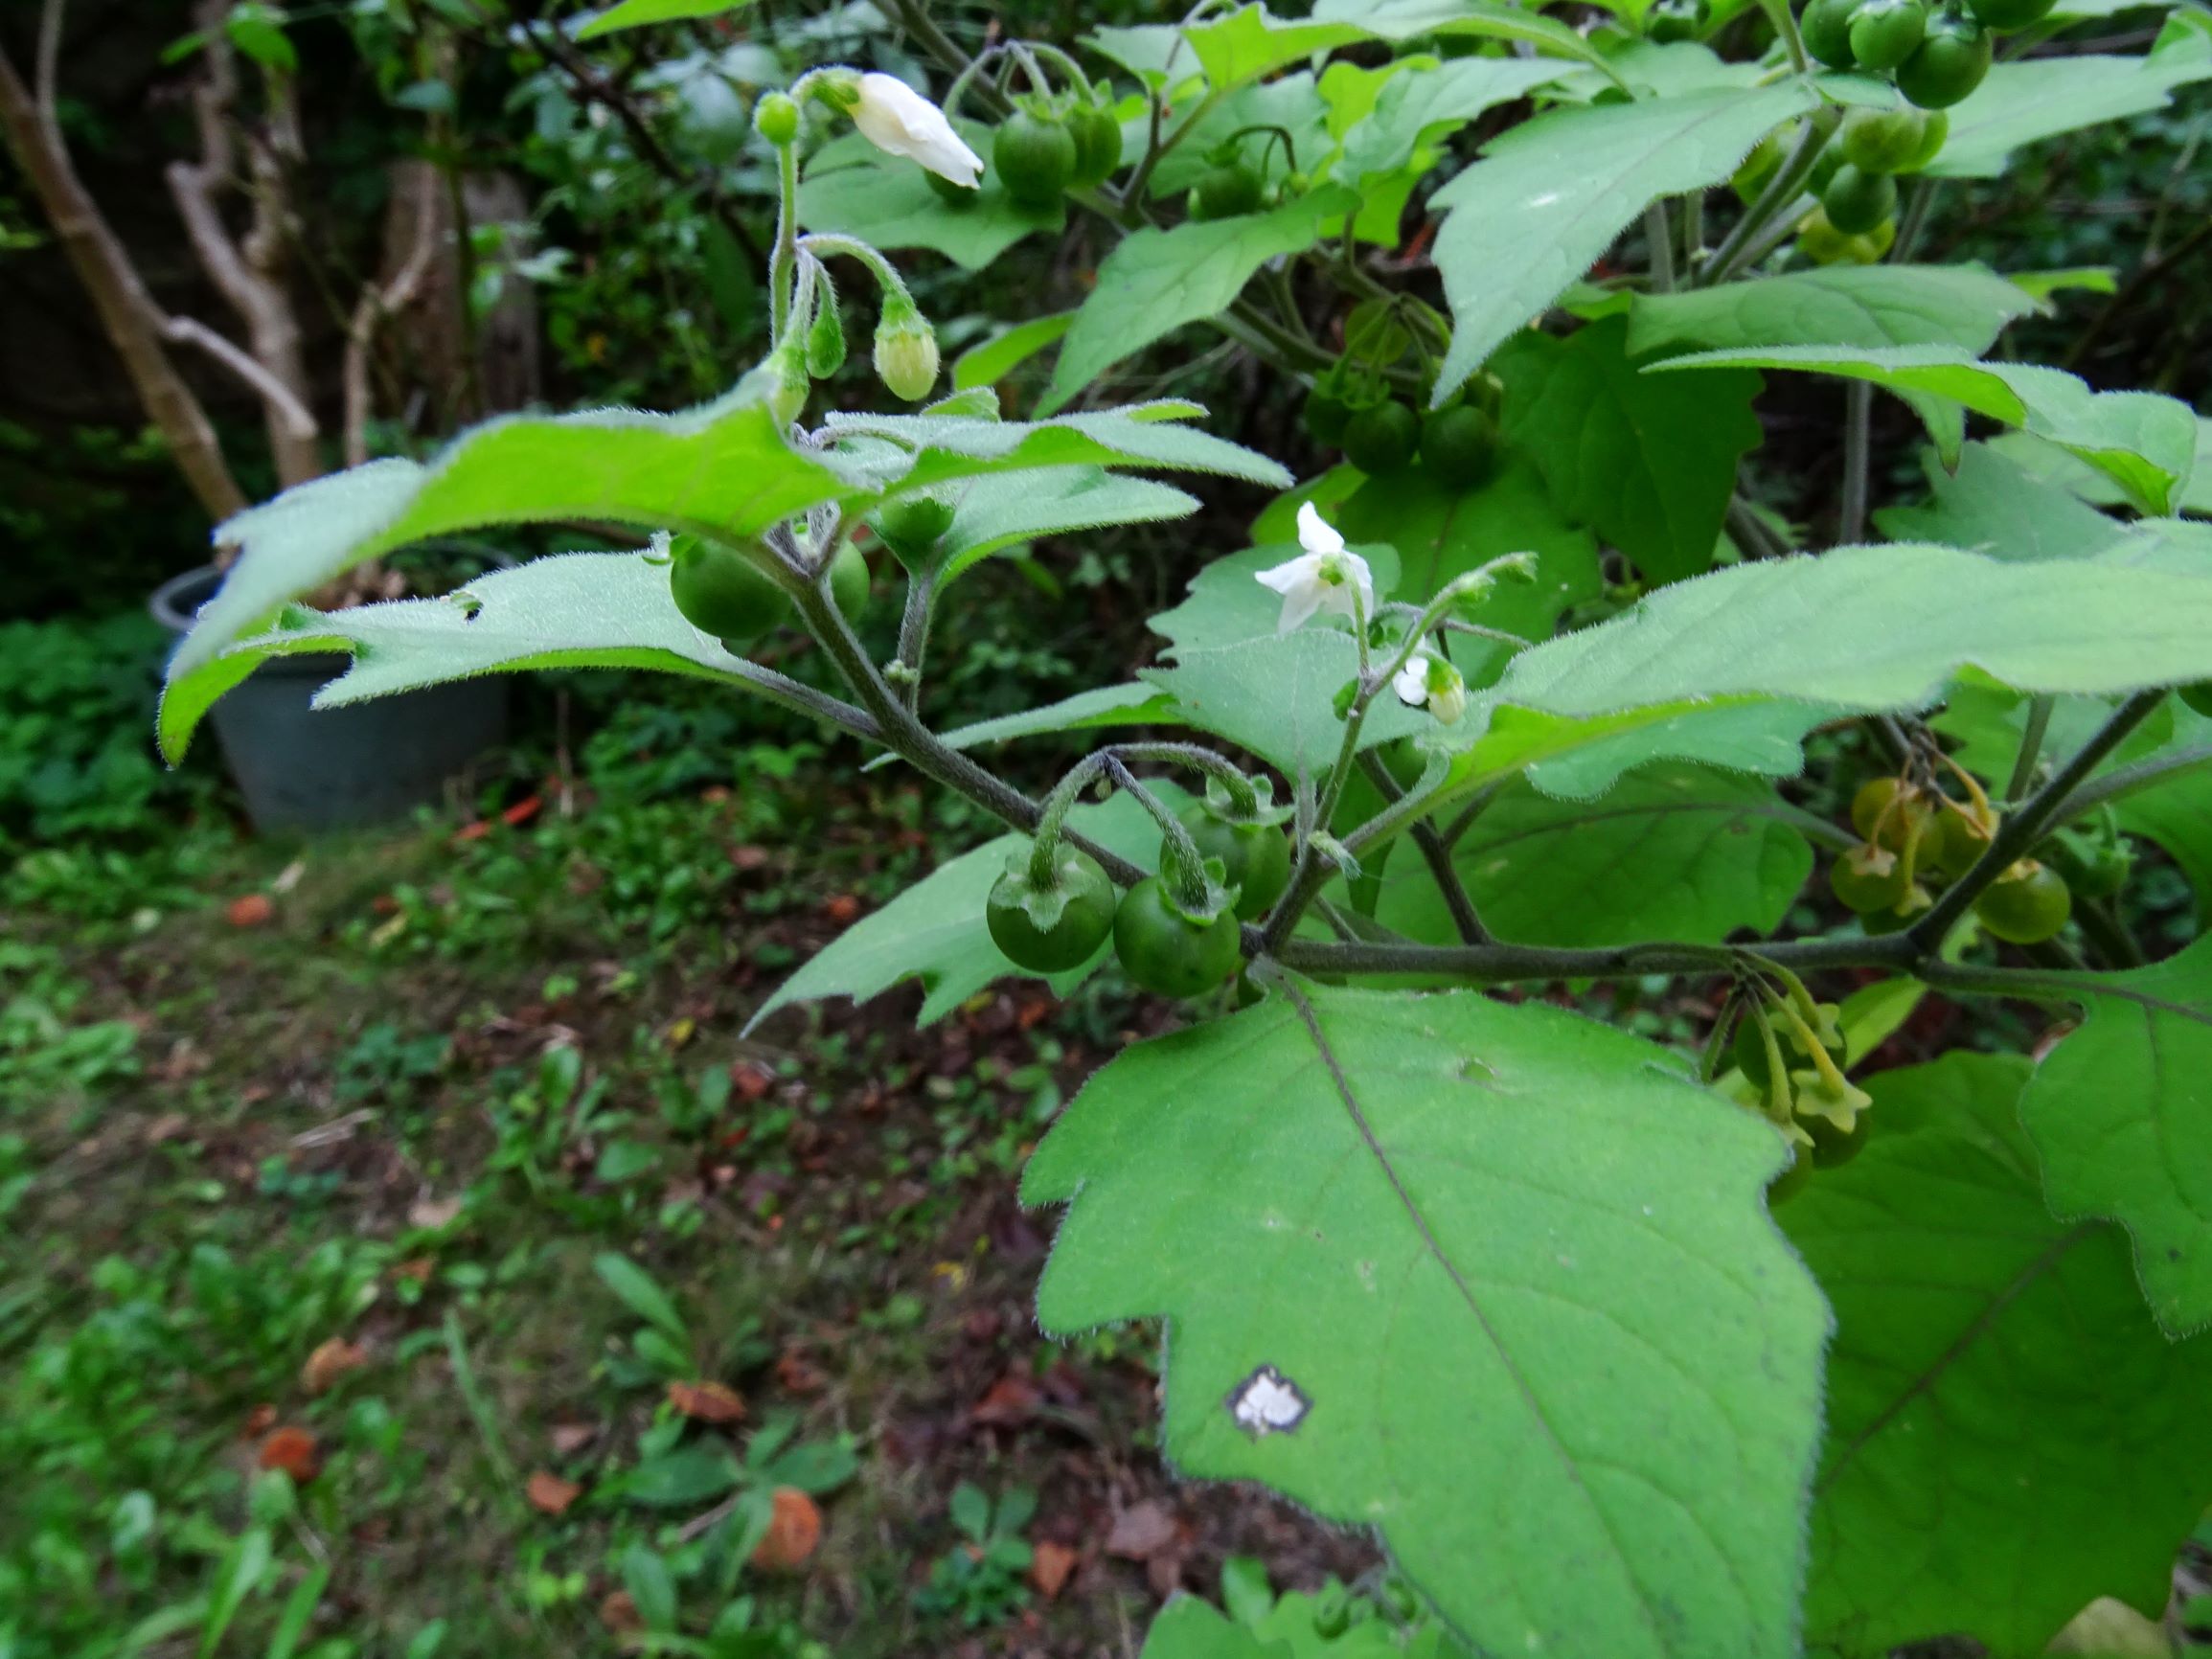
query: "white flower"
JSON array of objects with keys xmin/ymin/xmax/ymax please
[
  {"xmin": 849, "ymin": 73, "xmax": 984, "ymax": 188},
  {"xmin": 1255, "ymin": 504, "xmax": 1375, "ymax": 634},
  {"xmin": 1393, "ymin": 649, "xmax": 1469, "ymax": 726}
]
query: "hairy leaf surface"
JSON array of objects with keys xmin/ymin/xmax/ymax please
[{"xmin": 1025, "ymin": 980, "xmax": 1827, "ymax": 1659}]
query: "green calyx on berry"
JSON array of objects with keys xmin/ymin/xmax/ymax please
[
  {"xmin": 987, "ymin": 843, "xmax": 1118, "ymax": 973},
  {"xmin": 1067, "ymin": 93, "xmax": 1124, "ymax": 187},
  {"xmin": 666, "ymin": 532, "xmax": 792, "ymax": 648},
  {"xmin": 1831, "ymin": 841, "xmax": 1912, "ymax": 915},
  {"xmin": 1897, "ymin": 7, "xmax": 1992, "ymax": 108},
  {"xmin": 1182, "ymin": 800, "xmax": 1293, "ymax": 921},
  {"xmin": 1187, "ymin": 160, "xmax": 1266, "ymax": 221},
  {"xmin": 1112, "ymin": 875, "xmax": 1244, "ymax": 998},
  {"xmin": 992, "ymin": 102, "xmax": 1078, "ymax": 209},
  {"xmin": 1974, "ymin": 858, "xmax": 2072, "ymax": 943},
  {"xmin": 1341, "ymin": 399, "xmax": 1422, "ymax": 477},
  {"xmin": 870, "ymin": 494, "xmax": 957, "ymax": 567}
]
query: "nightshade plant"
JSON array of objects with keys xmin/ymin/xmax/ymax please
[{"xmin": 157, "ymin": 3, "xmax": 2212, "ymax": 1654}]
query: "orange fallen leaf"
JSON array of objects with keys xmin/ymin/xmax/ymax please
[
  {"xmin": 301, "ymin": 1336, "xmax": 369, "ymax": 1396},
  {"xmin": 1031, "ymin": 1540, "xmax": 1078, "ymax": 1600},
  {"xmin": 227, "ymin": 894, "xmax": 274, "ymax": 928},
  {"xmin": 258, "ymin": 1425, "xmax": 322, "ymax": 1482},
  {"xmin": 750, "ymin": 1487, "xmax": 821, "ymax": 1571},
  {"xmin": 668, "ymin": 1380, "xmax": 745, "ymax": 1424},
  {"xmin": 242, "ymin": 1402, "xmax": 278, "ymax": 1437},
  {"xmin": 824, "ymin": 894, "xmax": 861, "ymax": 925},
  {"xmin": 527, "ymin": 1470, "xmax": 582, "ymax": 1516},
  {"xmin": 775, "ymin": 1349, "xmax": 827, "ymax": 1396},
  {"xmin": 599, "ymin": 1590, "xmax": 642, "ymax": 1633},
  {"xmin": 549, "ymin": 1421, "xmax": 598, "ymax": 1456}
]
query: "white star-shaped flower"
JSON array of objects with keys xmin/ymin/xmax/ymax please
[
  {"xmin": 849, "ymin": 73, "xmax": 984, "ymax": 188},
  {"xmin": 1393, "ymin": 648, "xmax": 1469, "ymax": 725},
  {"xmin": 1254, "ymin": 503, "xmax": 1375, "ymax": 634}
]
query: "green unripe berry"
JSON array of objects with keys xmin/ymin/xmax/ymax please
[
  {"xmin": 668, "ymin": 534, "xmax": 792, "ymax": 647},
  {"xmin": 1822, "ymin": 164, "xmax": 1899, "ymax": 236},
  {"xmin": 1340, "ymin": 399, "xmax": 1421, "ymax": 477},
  {"xmin": 829, "ymin": 539, "xmax": 870, "ymax": 620},
  {"xmin": 1840, "ymin": 104, "xmax": 1934, "ymax": 173},
  {"xmin": 1848, "ymin": 0, "xmax": 1927, "ymax": 71}
]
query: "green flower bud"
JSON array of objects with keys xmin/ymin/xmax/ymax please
[
  {"xmin": 806, "ymin": 287, "xmax": 847, "ymax": 377},
  {"xmin": 767, "ymin": 342, "xmax": 810, "ymax": 426},
  {"xmin": 873, "ymin": 310, "xmax": 940, "ymax": 403},
  {"xmin": 754, "ymin": 91, "xmax": 800, "ymax": 147}
]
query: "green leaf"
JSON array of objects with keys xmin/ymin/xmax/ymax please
[
  {"xmin": 933, "ymin": 683, "xmax": 1187, "ymax": 755},
  {"xmin": 576, "ymin": 0, "xmax": 753, "ymax": 38},
  {"xmin": 1431, "ymin": 543, "xmax": 2212, "ymax": 804},
  {"xmin": 1649, "ymin": 345, "xmax": 2199, "ymax": 513},
  {"xmin": 1429, "ymin": 82, "xmax": 1818, "ymax": 400},
  {"xmin": 824, "ymin": 403, "xmax": 1293, "ymax": 494},
  {"xmin": 621, "ymin": 1546, "xmax": 679, "ymax": 1632},
  {"xmin": 799, "ymin": 128, "xmax": 1062, "ymax": 270},
  {"xmin": 223, "ymin": 6, "xmax": 296, "ymax": 73},
  {"xmin": 1784, "ymin": 1053, "xmax": 2212, "ymax": 1657},
  {"xmin": 1023, "ymin": 980, "xmax": 1827, "ymax": 1659},
  {"xmin": 1871, "ymin": 442, "xmax": 2135, "ymax": 561},
  {"xmin": 1493, "ymin": 316, "xmax": 1763, "ymax": 584},
  {"xmin": 1375, "ymin": 763, "xmax": 1818, "ymax": 947},
  {"xmin": 1984, "ymin": 420, "xmax": 2212, "ymax": 517},
  {"xmin": 1628, "ymin": 264, "xmax": 2040, "ymax": 357},
  {"xmin": 2018, "ymin": 933, "xmax": 2212, "ymax": 1334},
  {"xmin": 1043, "ymin": 188, "xmax": 1358, "ymax": 412},
  {"xmin": 936, "ymin": 468, "xmax": 1201, "ymax": 585},
  {"xmin": 746, "ymin": 790, "xmax": 1182, "ymax": 1029},
  {"xmin": 1180, "ymin": 4, "xmax": 1371, "ymax": 89},
  {"xmin": 1140, "ymin": 1596, "xmax": 1285, "ymax": 1659},
  {"xmin": 1314, "ymin": 0, "xmax": 1630, "ymax": 77},
  {"xmin": 196, "ymin": 1527, "xmax": 271, "ymax": 1659},
  {"xmin": 264, "ymin": 1562, "xmax": 331, "ymax": 1659},
  {"xmin": 620, "ymin": 1445, "xmax": 743, "ymax": 1508},
  {"xmin": 1331, "ymin": 56, "xmax": 1570, "ymax": 184},
  {"xmin": 953, "ymin": 312, "xmax": 1075, "ymax": 391},
  {"xmin": 592, "ymin": 1252, "xmax": 691, "ymax": 1351},
  {"xmin": 1927, "ymin": 42, "xmax": 2212, "ymax": 178}
]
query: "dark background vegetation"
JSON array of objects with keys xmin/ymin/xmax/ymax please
[{"xmin": 2, "ymin": 1, "xmax": 2206, "ymax": 1654}]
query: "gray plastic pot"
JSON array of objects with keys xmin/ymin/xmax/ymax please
[{"xmin": 151, "ymin": 562, "xmax": 510, "ymax": 834}]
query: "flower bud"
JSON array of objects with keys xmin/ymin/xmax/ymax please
[
  {"xmin": 767, "ymin": 341, "xmax": 810, "ymax": 427},
  {"xmin": 806, "ymin": 288, "xmax": 847, "ymax": 377},
  {"xmin": 873, "ymin": 311, "xmax": 940, "ymax": 403},
  {"xmin": 754, "ymin": 91, "xmax": 800, "ymax": 147}
]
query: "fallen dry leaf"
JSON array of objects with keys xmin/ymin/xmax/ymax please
[
  {"xmin": 1031, "ymin": 1540, "xmax": 1079, "ymax": 1601},
  {"xmin": 823, "ymin": 894, "xmax": 861, "ymax": 925},
  {"xmin": 1106, "ymin": 1500, "xmax": 1178, "ymax": 1561},
  {"xmin": 226, "ymin": 894, "xmax": 274, "ymax": 928},
  {"xmin": 667, "ymin": 1380, "xmax": 745, "ymax": 1424},
  {"xmin": 300, "ymin": 1336, "xmax": 369, "ymax": 1396},
  {"xmin": 969, "ymin": 1374, "xmax": 1041, "ymax": 1429},
  {"xmin": 242, "ymin": 1402, "xmax": 277, "ymax": 1437},
  {"xmin": 257, "ymin": 1425, "xmax": 321, "ymax": 1482},
  {"xmin": 750, "ymin": 1487, "xmax": 822, "ymax": 1571},
  {"xmin": 598, "ymin": 1590, "xmax": 642, "ymax": 1633},
  {"xmin": 527, "ymin": 1470, "xmax": 582, "ymax": 1516},
  {"xmin": 774, "ymin": 1348, "xmax": 827, "ymax": 1397},
  {"xmin": 549, "ymin": 1421, "xmax": 598, "ymax": 1456},
  {"xmin": 407, "ymin": 1194, "xmax": 465, "ymax": 1230}
]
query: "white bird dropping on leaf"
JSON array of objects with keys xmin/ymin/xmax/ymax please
[
  {"xmin": 1255, "ymin": 503, "xmax": 1376, "ymax": 634},
  {"xmin": 849, "ymin": 73, "xmax": 984, "ymax": 188}
]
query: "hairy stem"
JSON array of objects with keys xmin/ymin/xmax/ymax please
[
  {"xmin": 1838, "ymin": 380, "xmax": 1873, "ymax": 544},
  {"xmin": 1358, "ymin": 751, "xmax": 1489, "ymax": 944}
]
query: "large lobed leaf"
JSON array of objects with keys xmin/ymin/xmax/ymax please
[
  {"xmin": 1427, "ymin": 81, "xmax": 1818, "ymax": 400},
  {"xmin": 1785, "ymin": 1054, "xmax": 2212, "ymax": 1656},
  {"xmin": 1627, "ymin": 264, "xmax": 2040, "ymax": 358},
  {"xmin": 158, "ymin": 391, "xmax": 1283, "ymax": 760},
  {"xmin": 1649, "ymin": 346, "xmax": 2199, "ymax": 514},
  {"xmin": 1024, "ymin": 979, "xmax": 1827, "ymax": 1659},
  {"xmin": 1493, "ymin": 315, "xmax": 1764, "ymax": 585},
  {"xmin": 1374, "ymin": 762, "xmax": 1819, "ymax": 947},
  {"xmin": 2018, "ymin": 933, "xmax": 2212, "ymax": 1335}
]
